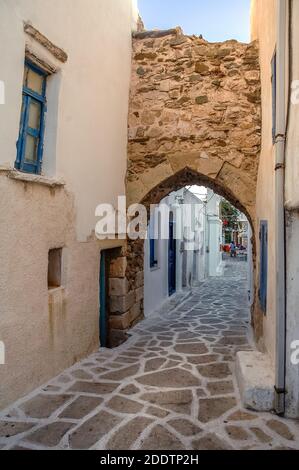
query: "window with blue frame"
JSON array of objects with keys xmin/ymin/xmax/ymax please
[
  {"xmin": 15, "ymin": 61, "xmax": 47, "ymax": 174},
  {"xmin": 149, "ymin": 237, "xmax": 158, "ymax": 268}
]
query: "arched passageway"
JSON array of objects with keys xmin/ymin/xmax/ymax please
[
  {"xmin": 107, "ymin": 28, "xmax": 261, "ymax": 347},
  {"xmin": 121, "ymin": 171, "xmax": 256, "ymax": 344}
]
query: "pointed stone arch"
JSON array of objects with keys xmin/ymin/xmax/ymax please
[{"xmin": 132, "ymin": 166, "xmax": 255, "ymax": 230}]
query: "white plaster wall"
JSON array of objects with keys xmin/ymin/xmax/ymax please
[
  {"xmin": 0, "ymin": 0, "xmax": 135, "ymax": 409},
  {"xmin": 144, "ymin": 236, "xmax": 168, "ymax": 317},
  {"xmin": 144, "ymin": 188, "xmax": 206, "ymax": 317},
  {"xmin": 252, "ymin": 0, "xmax": 299, "ymax": 417},
  {"xmin": 205, "ymin": 191, "xmax": 223, "ymax": 277},
  {"xmin": 0, "ymin": 176, "xmax": 97, "ymax": 409},
  {"xmin": 285, "ymin": 212, "xmax": 299, "ymax": 418},
  {"xmin": 182, "ymin": 190, "xmax": 206, "ymax": 285},
  {"xmin": 284, "ymin": 0, "xmax": 299, "ymax": 418},
  {"xmin": 0, "ymin": 0, "xmax": 136, "ymax": 241},
  {"xmin": 285, "ymin": 0, "xmax": 299, "ymax": 209},
  {"xmin": 251, "ymin": 0, "xmax": 277, "ymax": 362},
  {"xmin": 144, "ymin": 191, "xmax": 181, "ymax": 317}
]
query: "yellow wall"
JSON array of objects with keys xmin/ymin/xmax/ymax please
[
  {"xmin": 284, "ymin": 0, "xmax": 299, "ymax": 418},
  {"xmin": 251, "ymin": 0, "xmax": 277, "ymax": 363}
]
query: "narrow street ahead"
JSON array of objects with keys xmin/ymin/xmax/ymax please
[{"xmin": 1, "ymin": 260, "xmax": 299, "ymax": 450}]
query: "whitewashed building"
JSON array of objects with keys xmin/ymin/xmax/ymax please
[
  {"xmin": 205, "ymin": 189, "xmax": 224, "ymax": 278},
  {"xmin": 144, "ymin": 187, "xmax": 224, "ymax": 317},
  {"xmin": 0, "ymin": 0, "xmax": 138, "ymax": 410}
]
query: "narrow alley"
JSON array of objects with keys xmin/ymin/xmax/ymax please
[{"xmin": 1, "ymin": 259, "xmax": 298, "ymax": 450}]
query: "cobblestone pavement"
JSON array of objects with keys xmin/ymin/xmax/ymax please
[{"xmin": 1, "ymin": 260, "xmax": 299, "ymax": 450}]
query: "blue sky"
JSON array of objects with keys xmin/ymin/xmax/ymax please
[{"xmin": 138, "ymin": 0, "xmax": 251, "ymax": 43}]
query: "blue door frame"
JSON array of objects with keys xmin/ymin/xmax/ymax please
[
  {"xmin": 259, "ymin": 220, "xmax": 268, "ymax": 313},
  {"xmin": 99, "ymin": 251, "xmax": 108, "ymax": 347},
  {"xmin": 168, "ymin": 218, "xmax": 176, "ymax": 296}
]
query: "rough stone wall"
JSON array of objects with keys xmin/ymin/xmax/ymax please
[
  {"xmin": 127, "ymin": 28, "xmax": 261, "ymax": 224},
  {"xmin": 112, "ymin": 28, "xmax": 262, "ymax": 342}
]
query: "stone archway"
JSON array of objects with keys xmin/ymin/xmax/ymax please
[
  {"xmin": 127, "ymin": 28, "xmax": 261, "ymax": 223},
  {"xmin": 108, "ymin": 28, "xmax": 262, "ymax": 346},
  {"xmin": 123, "ymin": 167, "xmax": 258, "ymax": 341}
]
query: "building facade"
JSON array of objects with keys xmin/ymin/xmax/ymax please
[
  {"xmin": 248, "ymin": 0, "xmax": 299, "ymax": 418},
  {"xmin": 144, "ymin": 188, "xmax": 223, "ymax": 317},
  {"xmin": 0, "ymin": 0, "xmax": 138, "ymax": 409},
  {"xmin": 205, "ymin": 190, "xmax": 224, "ymax": 278}
]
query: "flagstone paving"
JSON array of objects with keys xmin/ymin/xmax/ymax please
[{"xmin": 1, "ymin": 260, "xmax": 299, "ymax": 450}]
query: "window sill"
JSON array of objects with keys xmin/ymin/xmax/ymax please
[
  {"xmin": 150, "ymin": 266, "xmax": 160, "ymax": 272},
  {"xmin": 1, "ymin": 167, "xmax": 65, "ymax": 188},
  {"xmin": 48, "ymin": 286, "xmax": 64, "ymax": 293}
]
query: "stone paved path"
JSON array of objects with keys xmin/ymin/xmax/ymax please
[{"xmin": 1, "ymin": 260, "xmax": 299, "ymax": 450}]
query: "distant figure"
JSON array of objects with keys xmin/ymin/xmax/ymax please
[{"xmin": 230, "ymin": 241, "xmax": 237, "ymax": 258}]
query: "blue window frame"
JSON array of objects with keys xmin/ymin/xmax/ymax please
[
  {"xmin": 150, "ymin": 237, "xmax": 158, "ymax": 268},
  {"xmin": 15, "ymin": 61, "xmax": 47, "ymax": 174},
  {"xmin": 271, "ymin": 51, "xmax": 277, "ymax": 144},
  {"xmin": 259, "ymin": 220, "xmax": 268, "ymax": 313}
]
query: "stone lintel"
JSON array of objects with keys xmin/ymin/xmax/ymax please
[
  {"xmin": 133, "ymin": 27, "xmax": 183, "ymax": 40},
  {"xmin": 24, "ymin": 22, "xmax": 68, "ymax": 63},
  {"xmin": 25, "ymin": 46, "xmax": 57, "ymax": 74}
]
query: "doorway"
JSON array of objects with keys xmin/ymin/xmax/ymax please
[
  {"xmin": 168, "ymin": 213, "xmax": 176, "ymax": 296},
  {"xmin": 99, "ymin": 246, "xmax": 125, "ymax": 349},
  {"xmin": 99, "ymin": 250, "xmax": 109, "ymax": 348}
]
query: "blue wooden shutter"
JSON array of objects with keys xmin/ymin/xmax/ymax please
[
  {"xmin": 259, "ymin": 220, "xmax": 268, "ymax": 313},
  {"xmin": 150, "ymin": 237, "xmax": 156, "ymax": 268},
  {"xmin": 15, "ymin": 61, "xmax": 47, "ymax": 174}
]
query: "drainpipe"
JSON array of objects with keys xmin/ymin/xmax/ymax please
[{"xmin": 274, "ymin": 0, "xmax": 288, "ymax": 415}]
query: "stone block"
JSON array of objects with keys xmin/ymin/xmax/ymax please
[
  {"xmin": 109, "ymin": 301, "xmax": 142, "ymax": 331},
  {"xmin": 130, "ymin": 302, "xmax": 141, "ymax": 323},
  {"xmin": 236, "ymin": 351, "xmax": 275, "ymax": 412},
  {"xmin": 160, "ymin": 80, "xmax": 170, "ymax": 92},
  {"xmin": 109, "ymin": 278, "xmax": 129, "ymax": 296},
  {"xmin": 109, "ymin": 257, "xmax": 127, "ymax": 278},
  {"xmin": 110, "ymin": 291, "xmax": 135, "ymax": 314},
  {"xmin": 109, "ymin": 311, "xmax": 131, "ymax": 330}
]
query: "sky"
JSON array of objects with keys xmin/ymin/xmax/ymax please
[{"xmin": 138, "ymin": 0, "xmax": 251, "ymax": 43}]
